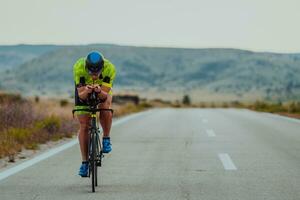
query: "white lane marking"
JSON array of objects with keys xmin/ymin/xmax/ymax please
[
  {"xmin": 206, "ymin": 129, "xmax": 216, "ymax": 137},
  {"xmin": 218, "ymin": 153, "xmax": 237, "ymax": 170},
  {"xmin": 0, "ymin": 110, "xmax": 152, "ymax": 182},
  {"xmin": 202, "ymin": 119, "xmax": 208, "ymax": 123},
  {"xmin": 0, "ymin": 140, "xmax": 77, "ymax": 181}
]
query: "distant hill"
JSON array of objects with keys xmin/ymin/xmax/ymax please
[
  {"xmin": 0, "ymin": 44, "xmax": 61, "ymax": 71},
  {"xmin": 0, "ymin": 44, "xmax": 300, "ymax": 102}
]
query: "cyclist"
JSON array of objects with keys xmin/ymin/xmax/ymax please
[{"xmin": 73, "ymin": 51, "xmax": 116, "ymax": 177}]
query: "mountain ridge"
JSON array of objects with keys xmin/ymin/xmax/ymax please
[{"xmin": 0, "ymin": 44, "xmax": 300, "ymax": 102}]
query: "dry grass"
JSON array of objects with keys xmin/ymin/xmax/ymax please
[
  {"xmin": 0, "ymin": 93, "xmax": 153, "ymax": 161},
  {"xmin": 4, "ymin": 91, "xmax": 297, "ymax": 162},
  {"xmin": 29, "ymin": 97, "xmax": 74, "ymax": 120},
  {"xmin": 183, "ymin": 100, "xmax": 300, "ymax": 119},
  {"xmin": 247, "ymin": 101, "xmax": 300, "ymax": 118},
  {"xmin": 113, "ymin": 102, "xmax": 152, "ymax": 117},
  {"xmin": 0, "ymin": 95, "xmax": 78, "ymax": 161}
]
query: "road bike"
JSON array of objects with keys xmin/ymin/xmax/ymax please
[{"xmin": 72, "ymin": 91, "xmax": 113, "ymax": 192}]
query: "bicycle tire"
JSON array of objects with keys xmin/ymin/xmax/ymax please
[
  {"xmin": 91, "ymin": 129, "xmax": 97, "ymax": 192},
  {"xmin": 96, "ymin": 133, "xmax": 102, "ymax": 167},
  {"xmin": 95, "ymin": 161, "xmax": 98, "ymax": 187},
  {"xmin": 95, "ymin": 133, "xmax": 100, "ymax": 187}
]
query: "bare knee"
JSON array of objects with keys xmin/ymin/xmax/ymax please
[
  {"xmin": 99, "ymin": 95, "xmax": 113, "ymax": 119},
  {"xmin": 77, "ymin": 115, "xmax": 91, "ymax": 133},
  {"xmin": 99, "ymin": 95, "xmax": 112, "ymax": 109},
  {"xmin": 79, "ymin": 124, "xmax": 89, "ymax": 133}
]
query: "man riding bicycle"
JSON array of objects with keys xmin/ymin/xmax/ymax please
[{"xmin": 73, "ymin": 51, "xmax": 116, "ymax": 177}]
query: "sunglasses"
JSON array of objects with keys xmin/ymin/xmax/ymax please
[{"xmin": 88, "ymin": 69, "xmax": 102, "ymax": 76}]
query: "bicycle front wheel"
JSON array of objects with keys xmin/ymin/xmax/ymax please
[
  {"xmin": 96, "ymin": 131, "xmax": 102, "ymax": 186},
  {"xmin": 91, "ymin": 130, "xmax": 97, "ymax": 192}
]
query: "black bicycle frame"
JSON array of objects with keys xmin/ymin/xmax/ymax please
[{"xmin": 72, "ymin": 91, "xmax": 113, "ymax": 192}]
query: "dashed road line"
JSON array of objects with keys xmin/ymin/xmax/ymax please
[{"xmin": 218, "ymin": 153, "xmax": 237, "ymax": 170}]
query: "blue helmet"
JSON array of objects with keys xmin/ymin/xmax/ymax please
[{"xmin": 86, "ymin": 51, "xmax": 104, "ymax": 74}]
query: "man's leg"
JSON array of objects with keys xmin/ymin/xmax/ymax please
[
  {"xmin": 77, "ymin": 114, "xmax": 91, "ymax": 161},
  {"xmin": 99, "ymin": 94, "xmax": 112, "ymax": 137},
  {"xmin": 99, "ymin": 95, "xmax": 113, "ymax": 153}
]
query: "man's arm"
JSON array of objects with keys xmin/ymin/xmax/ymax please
[
  {"xmin": 96, "ymin": 59, "xmax": 116, "ymax": 100},
  {"xmin": 101, "ymin": 85, "xmax": 111, "ymax": 93},
  {"xmin": 93, "ymin": 85, "xmax": 110, "ymax": 100},
  {"xmin": 77, "ymin": 85, "xmax": 93, "ymax": 100}
]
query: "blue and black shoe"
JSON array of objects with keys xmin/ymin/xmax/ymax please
[
  {"xmin": 78, "ymin": 161, "xmax": 89, "ymax": 177},
  {"xmin": 102, "ymin": 137, "xmax": 112, "ymax": 153}
]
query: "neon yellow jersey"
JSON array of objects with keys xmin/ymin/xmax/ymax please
[{"xmin": 73, "ymin": 57, "xmax": 116, "ymax": 89}]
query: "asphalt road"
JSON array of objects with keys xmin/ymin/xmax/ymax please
[{"xmin": 0, "ymin": 108, "xmax": 299, "ymax": 200}]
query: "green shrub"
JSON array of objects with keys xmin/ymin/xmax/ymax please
[
  {"xmin": 35, "ymin": 116, "xmax": 61, "ymax": 135},
  {"xmin": 0, "ymin": 132, "xmax": 22, "ymax": 159},
  {"xmin": 35, "ymin": 96, "xmax": 40, "ymax": 103},
  {"xmin": 25, "ymin": 142, "xmax": 39, "ymax": 150},
  {"xmin": 252, "ymin": 101, "xmax": 268, "ymax": 111},
  {"xmin": 266, "ymin": 103, "xmax": 287, "ymax": 113},
  {"xmin": 0, "ymin": 95, "xmax": 78, "ymax": 159},
  {"xmin": 138, "ymin": 102, "xmax": 152, "ymax": 109},
  {"xmin": 288, "ymin": 101, "xmax": 300, "ymax": 113},
  {"xmin": 51, "ymin": 134, "xmax": 63, "ymax": 141},
  {"xmin": 222, "ymin": 102, "xmax": 229, "ymax": 108},
  {"xmin": 199, "ymin": 102, "xmax": 207, "ymax": 108},
  {"xmin": 6, "ymin": 128, "xmax": 32, "ymax": 144},
  {"xmin": 182, "ymin": 95, "xmax": 191, "ymax": 105},
  {"xmin": 60, "ymin": 99, "xmax": 68, "ymax": 107},
  {"xmin": 230, "ymin": 101, "xmax": 243, "ymax": 108},
  {"xmin": 171, "ymin": 103, "xmax": 181, "ymax": 108},
  {"xmin": 0, "ymin": 93, "xmax": 23, "ymax": 103}
]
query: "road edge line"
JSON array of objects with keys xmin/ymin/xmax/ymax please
[{"xmin": 0, "ymin": 110, "xmax": 152, "ymax": 181}]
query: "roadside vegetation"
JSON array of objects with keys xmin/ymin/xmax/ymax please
[
  {"xmin": 0, "ymin": 93, "xmax": 153, "ymax": 163},
  {"xmin": 194, "ymin": 100, "xmax": 300, "ymax": 117},
  {"xmin": 246, "ymin": 101, "xmax": 300, "ymax": 118},
  {"xmin": 1, "ymin": 92, "xmax": 299, "ymax": 163},
  {"xmin": 175, "ymin": 95, "xmax": 300, "ymax": 119},
  {"xmin": 113, "ymin": 102, "xmax": 152, "ymax": 117},
  {"xmin": 0, "ymin": 93, "xmax": 77, "ymax": 162}
]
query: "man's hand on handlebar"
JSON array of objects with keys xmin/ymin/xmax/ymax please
[
  {"xmin": 85, "ymin": 85, "xmax": 94, "ymax": 93},
  {"xmin": 79, "ymin": 84, "xmax": 108, "ymax": 102},
  {"xmin": 87, "ymin": 84, "xmax": 107, "ymax": 101},
  {"xmin": 85, "ymin": 84, "xmax": 100, "ymax": 93},
  {"xmin": 93, "ymin": 85, "xmax": 102, "ymax": 93},
  {"xmin": 78, "ymin": 85, "xmax": 93, "ymax": 100}
]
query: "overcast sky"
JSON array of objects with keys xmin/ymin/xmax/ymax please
[{"xmin": 1, "ymin": 0, "xmax": 300, "ymax": 52}]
